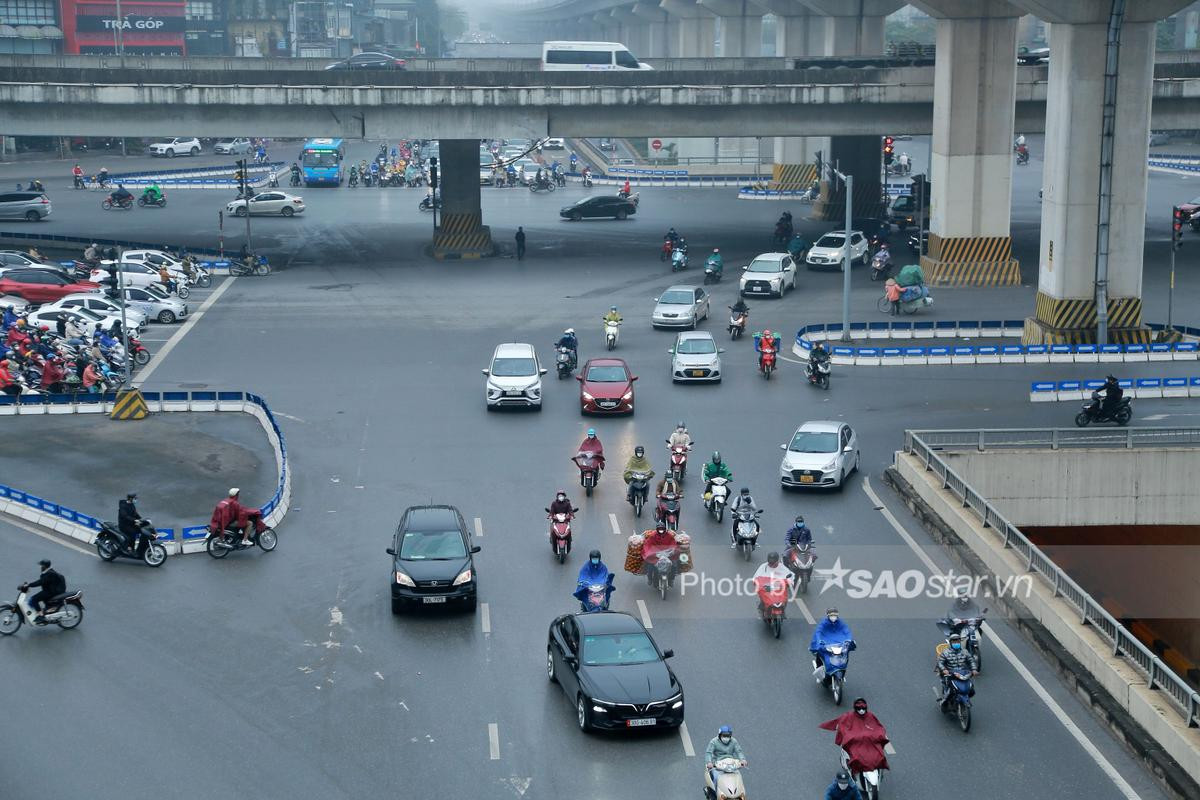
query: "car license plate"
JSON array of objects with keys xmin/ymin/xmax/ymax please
[
  {"xmin": 800, "ymin": 475, "xmax": 814, "ymax": 484},
  {"xmin": 505, "ymin": 390, "xmax": 523, "ymax": 396},
  {"xmin": 626, "ymin": 718, "xmax": 656, "ymax": 727},
  {"xmin": 690, "ymin": 370, "xmax": 705, "ymax": 377},
  {"xmin": 422, "ymin": 596, "xmax": 447, "ymax": 604}
]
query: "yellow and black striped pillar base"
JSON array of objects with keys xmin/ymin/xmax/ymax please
[
  {"xmin": 769, "ymin": 163, "xmax": 817, "ymax": 191},
  {"xmin": 110, "ymin": 388, "xmax": 150, "ymax": 420},
  {"xmin": 918, "ymin": 233, "xmax": 1021, "ymax": 287},
  {"xmin": 432, "ymin": 213, "xmax": 495, "ymax": 260},
  {"xmin": 1022, "ymin": 291, "xmax": 1150, "ymax": 344}
]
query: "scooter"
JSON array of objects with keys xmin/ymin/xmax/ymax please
[
  {"xmin": 934, "ymin": 668, "xmax": 976, "ymax": 733},
  {"xmin": 554, "ymin": 345, "xmax": 575, "ymax": 379},
  {"xmin": 756, "ymin": 577, "xmax": 789, "ymax": 639},
  {"xmin": 758, "ymin": 345, "xmax": 777, "ymax": 379},
  {"xmin": 805, "ymin": 358, "xmax": 831, "ymax": 390},
  {"xmin": 95, "ymin": 519, "xmax": 168, "ymax": 567},
  {"xmin": 184, "ymin": 263, "xmax": 212, "ymax": 289},
  {"xmin": 574, "ymin": 573, "xmax": 615, "ymax": 612},
  {"xmin": 348, "ymin": 172, "xmax": 358, "ymax": 188},
  {"xmin": 733, "ymin": 507, "xmax": 762, "ymax": 561},
  {"xmin": 705, "ymin": 758, "xmax": 747, "ymax": 800},
  {"xmin": 126, "ymin": 334, "xmax": 151, "ymax": 366},
  {"xmin": 645, "ymin": 544, "xmax": 682, "ymax": 601},
  {"xmin": 604, "ymin": 319, "xmax": 621, "ymax": 351},
  {"xmin": 704, "ymin": 257, "xmax": 723, "ymax": 284},
  {"xmin": 205, "ymin": 522, "xmax": 278, "ymax": 558},
  {"xmin": 418, "ymin": 194, "xmax": 441, "ymax": 211},
  {"xmin": 1075, "ymin": 391, "xmax": 1132, "ymax": 427},
  {"xmin": 230, "ymin": 256, "xmax": 271, "ymax": 277},
  {"xmin": 671, "ymin": 247, "xmax": 688, "ymax": 272},
  {"xmin": 667, "ymin": 442, "xmax": 691, "ymax": 481},
  {"xmin": 582, "ymin": 172, "xmax": 594, "ymax": 188},
  {"xmin": 0, "ymin": 586, "xmax": 84, "ymax": 635},
  {"xmin": 785, "ymin": 543, "xmax": 817, "ymax": 594},
  {"xmin": 627, "ymin": 470, "xmax": 652, "ymax": 517},
  {"xmin": 1015, "ymin": 145, "xmax": 1030, "ymax": 165},
  {"xmin": 573, "ymin": 451, "xmax": 601, "ymax": 497},
  {"xmin": 938, "ymin": 611, "xmax": 987, "ymax": 671},
  {"xmin": 660, "ymin": 238, "xmax": 674, "ymax": 262},
  {"xmin": 704, "ymin": 476, "xmax": 730, "ymax": 523},
  {"xmin": 101, "ymin": 196, "xmax": 133, "ymax": 210},
  {"xmin": 728, "ymin": 309, "xmax": 747, "ymax": 341},
  {"xmin": 137, "ymin": 192, "xmax": 167, "ymax": 208},
  {"xmin": 869, "ymin": 251, "xmax": 891, "ymax": 281},
  {"xmin": 655, "ymin": 490, "xmax": 681, "ymax": 528},
  {"xmin": 547, "ymin": 510, "xmax": 573, "ymax": 564},
  {"xmin": 815, "ymin": 639, "xmax": 855, "ymax": 705},
  {"xmin": 839, "ymin": 747, "xmax": 883, "ymax": 800}
]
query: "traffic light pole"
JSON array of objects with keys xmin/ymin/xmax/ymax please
[
  {"xmin": 1168, "ymin": 238, "xmax": 1175, "ymax": 333},
  {"xmin": 117, "ymin": 261, "xmax": 130, "ymax": 386}
]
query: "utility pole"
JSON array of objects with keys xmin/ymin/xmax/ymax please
[
  {"xmin": 429, "ymin": 157, "xmax": 439, "ymax": 234},
  {"xmin": 238, "ymin": 158, "xmax": 252, "ymax": 257},
  {"xmin": 116, "ymin": 261, "xmax": 131, "ymax": 385},
  {"xmin": 114, "ymin": 0, "xmax": 124, "ymax": 56},
  {"xmin": 825, "ymin": 161, "xmax": 854, "ymax": 342}
]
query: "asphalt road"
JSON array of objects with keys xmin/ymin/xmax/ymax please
[{"xmin": 0, "ymin": 137, "xmax": 1194, "ymax": 800}]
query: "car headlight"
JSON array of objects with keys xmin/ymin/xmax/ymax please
[
  {"xmin": 823, "ymin": 459, "xmax": 838, "ymax": 471},
  {"xmin": 592, "ymin": 698, "xmax": 615, "ymax": 707},
  {"xmin": 582, "ymin": 391, "xmax": 594, "ymax": 402},
  {"xmin": 452, "ymin": 568, "xmax": 472, "ymax": 586},
  {"xmin": 771, "ymin": 277, "xmax": 781, "ymax": 285},
  {"xmin": 395, "ymin": 571, "xmax": 415, "ymax": 587},
  {"xmin": 621, "ymin": 390, "xmax": 633, "ymax": 401}
]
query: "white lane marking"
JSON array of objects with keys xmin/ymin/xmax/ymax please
[
  {"xmin": 132, "ymin": 276, "xmax": 236, "ymax": 387},
  {"xmin": 474, "ymin": 517, "xmax": 484, "ymax": 538},
  {"xmin": 0, "ymin": 515, "xmax": 95, "ymax": 557},
  {"xmin": 636, "ymin": 598, "xmax": 653, "ymax": 629},
  {"xmin": 862, "ymin": 478, "xmax": 939, "ymax": 573},
  {"xmin": 488, "ymin": 723, "xmax": 500, "ymax": 760},
  {"xmin": 275, "ymin": 412, "xmax": 307, "ymax": 423},
  {"xmin": 864, "ymin": 479, "xmax": 1143, "ymax": 800},
  {"xmin": 884, "ymin": 742, "xmax": 896, "ymax": 755},
  {"xmin": 792, "ymin": 592, "xmax": 817, "ymax": 624},
  {"xmin": 609, "ymin": 513, "xmax": 621, "ymax": 536},
  {"xmin": 481, "ymin": 602, "xmax": 491, "ymax": 634},
  {"xmin": 678, "ymin": 721, "xmax": 696, "ymax": 757}
]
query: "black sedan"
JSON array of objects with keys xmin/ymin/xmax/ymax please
[
  {"xmin": 560, "ymin": 195, "xmax": 638, "ymax": 221},
  {"xmin": 547, "ymin": 611, "xmax": 684, "ymax": 731},
  {"xmin": 325, "ymin": 52, "xmax": 407, "ymax": 71},
  {"xmin": 387, "ymin": 505, "xmax": 480, "ymax": 613}
]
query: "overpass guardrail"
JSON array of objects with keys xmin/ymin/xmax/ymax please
[{"xmin": 903, "ymin": 427, "xmax": 1200, "ymax": 727}]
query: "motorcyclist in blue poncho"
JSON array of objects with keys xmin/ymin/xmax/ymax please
[
  {"xmin": 574, "ymin": 550, "xmax": 614, "ymax": 612},
  {"xmin": 811, "ymin": 607, "xmax": 855, "ymax": 670}
]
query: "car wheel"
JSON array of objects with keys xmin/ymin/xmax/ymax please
[
  {"xmin": 166, "ymin": 149, "xmax": 176, "ymax": 158},
  {"xmin": 547, "ymin": 647, "xmax": 558, "ymax": 683},
  {"xmin": 853, "ymin": 451, "xmax": 860, "ymax": 473},
  {"xmin": 836, "ymin": 469, "xmax": 846, "ymax": 492},
  {"xmin": 570, "ymin": 212, "xmax": 582, "ymax": 222},
  {"xmin": 616, "ymin": 209, "xmax": 627, "ymax": 220},
  {"xmin": 190, "ymin": 147, "xmax": 199, "ymax": 156},
  {"xmin": 576, "ymin": 695, "xmax": 591, "ymax": 731},
  {"xmin": 281, "ymin": 207, "xmax": 294, "ymax": 217},
  {"xmin": 25, "ymin": 210, "xmax": 39, "ymax": 222},
  {"xmin": 235, "ymin": 207, "xmax": 248, "ymax": 217},
  {"xmin": 157, "ymin": 310, "xmax": 176, "ymax": 324}
]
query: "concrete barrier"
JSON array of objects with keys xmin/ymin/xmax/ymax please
[
  {"xmin": 0, "ymin": 390, "xmax": 289, "ymax": 555},
  {"xmin": 1028, "ymin": 376, "xmax": 1200, "ymax": 402}
]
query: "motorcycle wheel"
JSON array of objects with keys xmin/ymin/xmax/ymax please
[
  {"xmin": 660, "ymin": 576, "xmax": 668, "ymax": 601},
  {"xmin": 820, "ymin": 374, "xmax": 830, "ymax": 390},
  {"xmin": 585, "ymin": 483, "xmax": 593, "ymax": 497},
  {"xmin": 197, "ymin": 274, "xmax": 212, "ymax": 288},
  {"xmin": 764, "ymin": 365, "xmax": 772, "ymax": 380},
  {"xmin": 257, "ymin": 528, "xmax": 278, "ymax": 552},
  {"xmin": 1115, "ymin": 407, "xmax": 1132, "ymax": 426},
  {"xmin": 770, "ymin": 617, "xmax": 781, "ymax": 639},
  {"xmin": 973, "ymin": 642, "xmax": 982, "ymax": 672},
  {"xmin": 557, "ymin": 548, "xmax": 566, "ymax": 565},
  {"xmin": 800, "ymin": 574, "xmax": 809, "ymax": 594},
  {"xmin": 1074, "ymin": 412, "xmax": 1091, "ymax": 428},
  {"xmin": 958, "ymin": 701, "xmax": 972, "ymax": 733},
  {"xmin": 254, "ymin": 263, "xmax": 272, "ymax": 276},
  {"xmin": 96, "ymin": 537, "xmax": 120, "ymax": 561},
  {"xmin": 607, "ymin": 336, "xmax": 614, "ymax": 351},
  {"xmin": 633, "ymin": 494, "xmax": 643, "ymax": 517},
  {"xmin": 101, "ymin": 199, "xmax": 113, "ymax": 210},
  {"xmin": 137, "ymin": 197, "xmax": 147, "ymax": 207},
  {"xmin": 175, "ymin": 285, "xmax": 190, "ymax": 299},
  {"xmin": 143, "ymin": 543, "xmax": 167, "ymax": 567},
  {"xmin": 831, "ymin": 673, "xmax": 843, "ymax": 705},
  {"xmin": 716, "ymin": 504, "xmax": 724, "ymax": 524},
  {"xmin": 741, "ymin": 541, "xmax": 752, "ymax": 562},
  {"xmin": 134, "ymin": 349, "xmax": 151, "ymax": 366},
  {"xmin": 206, "ymin": 534, "xmax": 231, "ymax": 559},
  {"xmin": 57, "ymin": 604, "xmax": 83, "ymax": 630},
  {"xmin": 0, "ymin": 604, "xmax": 21, "ymax": 635}
]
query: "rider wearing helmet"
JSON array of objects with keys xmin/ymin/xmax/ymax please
[
  {"xmin": 825, "ymin": 769, "xmax": 863, "ymax": 800},
  {"xmin": 945, "ymin": 590, "xmax": 982, "ymax": 634},
  {"xmin": 22, "ymin": 559, "xmax": 65, "ymax": 623},
  {"xmin": 623, "ymin": 445, "xmax": 654, "ymax": 502},
  {"xmin": 786, "ymin": 515, "xmax": 813, "ymax": 548},
  {"xmin": 706, "ymin": 247, "xmax": 724, "ymax": 276},
  {"xmin": 752, "ymin": 551, "xmax": 794, "ymax": 594},
  {"xmin": 556, "ymin": 328, "xmax": 578, "ymax": 369},
  {"xmin": 548, "ymin": 488, "xmax": 577, "ymax": 519},
  {"xmin": 937, "ymin": 632, "xmax": 979, "ymax": 708},
  {"xmin": 729, "ymin": 486, "xmax": 760, "ymax": 547},
  {"xmin": 603, "ymin": 305, "xmax": 622, "ymax": 325},
  {"xmin": 705, "ymin": 725, "xmax": 747, "ymax": 790},
  {"xmin": 576, "ymin": 428, "xmax": 605, "ymax": 471},
  {"xmin": 755, "ymin": 328, "xmax": 780, "ymax": 368},
  {"xmin": 576, "ymin": 548, "xmax": 610, "ymax": 588},
  {"xmin": 667, "ymin": 421, "xmax": 692, "ymax": 451},
  {"xmin": 811, "ymin": 607, "xmax": 856, "ymax": 672},
  {"xmin": 702, "ymin": 450, "xmax": 732, "ymax": 497},
  {"xmin": 810, "ymin": 340, "xmax": 830, "ymax": 366}
]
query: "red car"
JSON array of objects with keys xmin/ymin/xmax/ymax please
[
  {"xmin": 0, "ymin": 269, "xmax": 99, "ymax": 304},
  {"xmin": 577, "ymin": 357, "xmax": 637, "ymax": 415}
]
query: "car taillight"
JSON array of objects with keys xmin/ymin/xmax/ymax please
[
  {"xmin": 293, "ymin": 199, "xmax": 302, "ymax": 204},
  {"xmin": 40, "ymin": 197, "xmax": 49, "ymax": 204}
]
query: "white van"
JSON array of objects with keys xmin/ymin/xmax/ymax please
[{"xmin": 542, "ymin": 41, "xmax": 653, "ymax": 71}]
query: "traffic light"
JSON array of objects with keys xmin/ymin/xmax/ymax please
[
  {"xmin": 1174, "ymin": 206, "xmax": 1188, "ymax": 250},
  {"xmin": 236, "ymin": 158, "xmax": 247, "ymax": 197},
  {"xmin": 883, "ymin": 136, "xmax": 895, "ymax": 166},
  {"xmin": 429, "ymin": 156, "xmax": 438, "ymax": 189}
]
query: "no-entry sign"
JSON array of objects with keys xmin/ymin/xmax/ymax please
[{"xmin": 651, "ymin": 139, "xmax": 662, "ymax": 151}]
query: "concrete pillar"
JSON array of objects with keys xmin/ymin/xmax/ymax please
[
  {"xmin": 661, "ymin": 0, "xmax": 716, "ymax": 57},
  {"xmin": 698, "ymin": 0, "xmax": 764, "ymax": 56},
  {"xmin": 433, "ymin": 139, "xmax": 493, "ymax": 259},
  {"xmin": 911, "ymin": 2, "xmax": 1022, "ymax": 287},
  {"xmin": 798, "ymin": 0, "xmax": 900, "ymax": 55},
  {"xmin": 759, "ymin": 1, "xmax": 826, "ymax": 189},
  {"xmin": 811, "ymin": 135, "xmax": 886, "ymax": 219},
  {"xmin": 612, "ymin": 7, "xmax": 650, "ymax": 55}
]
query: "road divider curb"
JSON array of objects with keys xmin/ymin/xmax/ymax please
[
  {"xmin": 1030, "ymin": 377, "xmax": 1200, "ymax": 402},
  {"xmin": 0, "ymin": 390, "xmax": 290, "ymax": 556}
]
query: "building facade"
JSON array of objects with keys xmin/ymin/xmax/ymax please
[
  {"xmin": 60, "ymin": 0, "xmax": 187, "ymax": 55},
  {"xmin": 0, "ymin": 0, "xmax": 64, "ymax": 54}
]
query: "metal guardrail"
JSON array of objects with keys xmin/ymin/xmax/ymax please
[{"xmin": 903, "ymin": 428, "xmax": 1200, "ymax": 727}]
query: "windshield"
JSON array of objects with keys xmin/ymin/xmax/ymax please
[
  {"xmin": 582, "ymin": 632, "xmax": 658, "ymax": 666},
  {"xmin": 491, "ymin": 357, "xmax": 537, "ymax": 377},
  {"xmin": 659, "ymin": 290, "xmax": 693, "ymax": 305},
  {"xmin": 816, "ymin": 235, "xmax": 845, "ymax": 249},
  {"xmin": 399, "ymin": 530, "xmax": 467, "ymax": 560},
  {"xmin": 302, "ymin": 150, "xmax": 340, "ymax": 168},
  {"xmin": 75, "ymin": 308, "xmax": 104, "ymax": 321},
  {"xmin": 615, "ymin": 50, "xmax": 640, "ymax": 68},
  {"xmin": 144, "ymin": 284, "xmax": 170, "ymax": 299},
  {"xmin": 586, "ymin": 365, "xmax": 627, "ymax": 382},
  {"xmin": 676, "ymin": 337, "xmax": 716, "ymax": 355},
  {"xmin": 788, "ymin": 431, "xmax": 838, "ymax": 453},
  {"xmin": 746, "ymin": 257, "xmax": 783, "ymax": 273}
]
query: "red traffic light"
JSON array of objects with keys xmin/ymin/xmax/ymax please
[{"xmin": 884, "ymin": 136, "xmax": 894, "ymax": 146}]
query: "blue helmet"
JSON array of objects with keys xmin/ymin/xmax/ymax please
[
  {"xmin": 586, "ymin": 428, "xmax": 596, "ymax": 438},
  {"xmin": 718, "ymin": 724, "xmax": 732, "ymax": 736}
]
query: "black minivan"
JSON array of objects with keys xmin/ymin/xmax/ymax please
[{"xmin": 388, "ymin": 505, "xmax": 480, "ymax": 614}]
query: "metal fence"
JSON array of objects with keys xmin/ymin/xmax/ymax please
[{"xmin": 903, "ymin": 428, "xmax": 1200, "ymax": 728}]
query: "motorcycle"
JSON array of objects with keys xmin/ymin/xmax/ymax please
[
  {"xmin": 582, "ymin": 173, "xmax": 594, "ymax": 188},
  {"xmin": 655, "ymin": 491, "xmax": 681, "ymax": 529},
  {"xmin": 546, "ymin": 510, "xmax": 573, "ymax": 564},
  {"xmin": 137, "ymin": 192, "xmax": 167, "ymax": 208},
  {"xmin": 184, "ymin": 263, "xmax": 212, "ymax": 289},
  {"xmin": 73, "ymin": 174, "xmax": 86, "ymax": 190},
  {"xmin": 938, "ymin": 611, "xmax": 986, "ymax": 671},
  {"xmin": 935, "ymin": 668, "xmax": 976, "ymax": 733},
  {"xmin": 604, "ymin": 319, "xmax": 620, "ymax": 351},
  {"xmin": 574, "ymin": 573, "xmax": 615, "ymax": 612},
  {"xmin": 1075, "ymin": 390, "xmax": 1132, "ymax": 427},
  {"xmin": 756, "ymin": 577, "xmax": 789, "ymax": 639},
  {"xmin": 703, "ymin": 257, "xmax": 723, "ymax": 284},
  {"xmin": 671, "ymin": 247, "xmax": 688, "ymax": 272},
  {"xmin": 705, "ymin": 757, "xmax": 747, "ymax": 800},
  {"xmin": 785, "ymin": 543, "xmax": 816, "ymax": 594},
  {"xmin": 869, "ymin": 251, "xmax": 891, "ymax": 281},
  {"xmin": 555, "ymin": 345, "xmax": 575, "ymax": 379},
  {"xmin": 0, "ymin": 585, "xmax": 84, "ymax": 635},
  {"xmin": 839, "ymin": 746, "xmax": 883, "ymax": 800},
  {"xmin": 101, "ymin": 196, "xmax": 133, "ymax": 210},
  {"xmin": 805, "ymin": 358, "xmax": 831, "ymax": 390},
  {"xmin": 529, "ymin": 180, "xmax": 556, "ymax": 194},
  {"xmin": 815, "ymin": 639, "xmax": 855, "ymax": 705},
  {"xmin": 230, "ymin": 256, "xmax": 271, "ymax": 277},
  {"xmin": 126, "ymin": 334, "xmax": 151, "ymax": 366},
  {"xmin": 418, "ymin": 194, "xmax": 441, "ymax": 211},
  {"xmin": 95, "ymin": 518, "xmax": 168, "ymax": 567},
  {"xmin": 205, "ymin": 523, "xmax": 278, "ymax": 558},
  {"xmin": 573, "ymin": 451, "xmax": 601, "ymax": 497},
  {"xmin": 627, "ymin": 470, "xmax": 652, "ymax": 517},
  {"xmin": 644, "ymin": 541, "xmax": 683, "ymax": 601},
  {"xmin": 667, "ymin": 443, "xmax": 691, "ymax": 482},
  {"xmin": 1015, "ymin": 145, "xmax": 1030, "ymax": 165},
  {"xmin": 348, "ymin": 172, "xmax": 358, "ymax": 188},
  {"xmin": 703, "ymin": 476, "xmax": 730, "ymax": 523},
  {"xmin": 728, "ymin": 309, "xmax": 747, "ymax": 341},
  {"xmin": 733, "ymin": 506, "xmax": 762, "ymax": 561},
  {"xmin": 758, "ymin": 345, "xmax": 777, "ymax": 379},
  {"xmin": 773, "ymin": 221, "xmax": 793, "ymax": 247},
  {"xmin": 660, "ymin": 238, "xmax": 674, "ymax": 262},
  {"xmin": 553, "ymin": 170, "xmax": 567, "ymax": 188}
]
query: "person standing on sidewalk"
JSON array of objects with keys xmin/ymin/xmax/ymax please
[{"xmin": 515, "ymin": 227, "xmax": 526, "ymax": 260}]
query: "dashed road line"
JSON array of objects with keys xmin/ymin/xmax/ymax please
[
  {"xmin": 636, "ymin": 598, "xmax": 653, "ymax": 629},
  {"xmin": 678, "ymin": 721, "xmax": 696, "ymax": 757},
  {"xmin": 474, "ymin": 517, "xmax": 484, "ymax": 538},
  {"xmin": 480, "ymin": 602, "xmax": 491, "ymax": 634},
  {"xmin": 488, "ymin": 723, "xmax": 500, "ymax": 760},
  {"xmin": 791, "ymin": 592, "xmax": 817, "ymax": 624},
  {"xmin": 609, "ymin": 513, "xmax": 621, "ymax": 536},
  {"xmin": 133, "ymin": 277, "xmax": 236, "ymax": 387}
]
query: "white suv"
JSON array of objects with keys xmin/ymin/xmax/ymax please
[
  {"xmin": 149, "ymin": 137, "xmax": 201, "ymax": 158},
  {"xmin": 483, "ymin": 343, "xmax": 546, "ymax": 410},
  {"xmin": 806, "ymin": 230, "xmax": 869, "ymax": 271}
]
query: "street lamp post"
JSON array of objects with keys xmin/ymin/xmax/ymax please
[
  {"xmin": 825, "ymin": 161, "xmax": 854, "ymax": 342},
  {"xmin": 115, "ymin": 261, "xmax": 131, "ymax": 386}
]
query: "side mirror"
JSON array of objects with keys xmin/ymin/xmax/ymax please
[
  {"xmin": 386, "ymin": 547, "xmax": 396, "ymax": 556},
  {"xmin": 667, "ymin": 348, "xmax": 674, "ymax": 354},
  {"xmin": 779, "ymin": 443, "xmax": 787, "ymax": 450},
  {"xmin": 575, "ymin": 375, "xmax": 583, "ymax": 382},
  {"xmin": 630, "ymin": 375, "xmax": 639, "ymax": 381},
  {"xmin": 843, "ymin": 445, "xmax": 853, "ymax": 453},
  {"xmin": 539, "ymin": 368, "xmax": 547, "ymax": 375},
  {"xmin": 471, "ymin": 545, "xmax": 482, "ymax": 554},
  {"xmin": 653, "ymin": 297, "xmax": 659, "ymax": 302},
  {"xmin": 718, "ymin": 348, "xmax": 725, "ymax": 353},
  {"xmin": 662, "ymin": 649, "xmax": 674, "ymax": 659},
  {"xmin": 741, "ymin": 266, "xmax": 748, "ymax": 271},
  {"xmin": 481, "ymin": 369, "xmax": 489, "ymax": 375}
]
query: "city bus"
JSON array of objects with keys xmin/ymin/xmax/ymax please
[{"xmin": 300, "ymin": 138, "xmax": 345, "ymax": 186}]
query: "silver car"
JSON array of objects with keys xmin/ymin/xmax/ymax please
[
  {"xmin": 779, "ymin": 421, "xmax": 860, "ymax": 490},
  {"xmin": 652, "ymin": 285, "xmax": 710, "ymax": 329},
  {"xmin": 669, "ymin": 330, "xmax": 723, "ymax": 383},
  {"xmin": 46, "ymin": 293, "xmax": 149, "ymax": 329},
  {"xmin": 226, "ymin": 192, "xmax": 305, "ymax": 217},
  {"xmin": 483, "ymin": 342, "xmax": 545, "ymax": 409},
  {"xmin": 121, "ymin": 285, "xmax": 189, "ymax": 324},
  {"xmin": 214, "ymin": 138, "xmax": 252, "ymax": 155},
  {"xmin": 0, "ymin": 191, "xmax": 51, "ymax": 222}
]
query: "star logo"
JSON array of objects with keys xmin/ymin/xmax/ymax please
[{"xmin": 815, "ymin": 556, "xmax": 850, "ymax": 595}]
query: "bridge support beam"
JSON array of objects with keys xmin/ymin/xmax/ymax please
[
  {"xmin": 660, "ymin": 0, "xmax": 716, "ymax": 57},
  {"xmin": 433, "ymin": 139, "xmax": 494, "ymax": 260},
  {"xmin": 914, "ymin": 2, "xmax": 1022, "ymax": 286},
  {"xmin": 797, "ymin": 0, "xmax": 900, "ymax": 55},
  {"xmin": 612, "ymin": 7, "xmax": 651, "ymax": 56},
  {"xmin": 697, "ymin": 0, "xmax": 764, "ymax": 57},
  {"xmin": 632, "ymin": 3, "xmax": 671, "ymax": 57}
]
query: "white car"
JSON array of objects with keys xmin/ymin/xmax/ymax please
[
  {"xmin": 543, "ymin": 137, "xmax": 566, "ymax": 150},
  {"xmin": 806, "ymin": 230, "xmax": 869, "ymax": 271},
  {"xmin": 652, "ymin": 285, "xmax": 711, "ymax": 329},
  {"xmin": 26, "ymin": 306, "xmax": 132, "ymax": 337},
  {"xmin": 213, "ymin": 138, "xmax": 252, "ymax": 155},
  {"xmin": 44, "ymin": 293, "xmax": 148, "ymax": 329},
  {"xmin": 148, "ymin": 137, "xmax": 201, "ymax": 158},
  {"xmin": 226, "ymin": 192, "xmax": 305, "ymax": 217},
  {"xmin": 515, "ymin": 159, "xmax": 540, "ymax": 185},
  {"xmin": 120, "ymin": 249, "xmax": 186, "ymax": 273},
  {"xmin": 120, "ymin": 285, "xmax": 189, "ymax": 324},
  {"xmin": 669, "ymin": 330, "xmax": 723, "ymax": 383},
  {"xmin": 483, "ymin": 342, "xmax": 546, "ymax": 410},
  {"xmin": 739, "ymin": 252, "xmax": 797, "ymax": 298},
  {"xmin": 779, "ymin": 421, "xmax": 859, "ymax": 490},
  {"xmin": 89, "ymin": 261, "xmax": 187, "ymax": 292}
]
